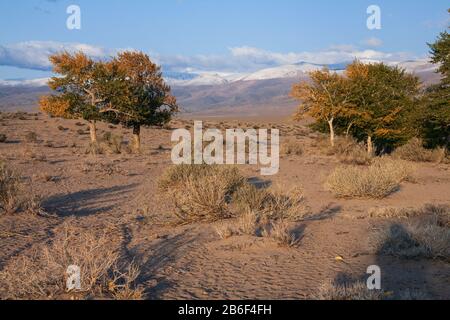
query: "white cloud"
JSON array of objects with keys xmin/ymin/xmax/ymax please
[
  {"xmin": 363, "ymin": 37, "xmax": 383, "ymax": 48},
  {"xmin": 0, "ymin": 41, "xmax": 418, "ymax": 74},
  {"xmin": 0, "ymin": 41, "xmax": 117, "ymax": 71}
]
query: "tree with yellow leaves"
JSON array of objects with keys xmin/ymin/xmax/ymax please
[
  {"xmin": 291, "ymin": 69, "xmax": 355, "ymax": 147},
  {"xmin": 39, "ymin": 52, "xmax": 113, "ymax": 143}
]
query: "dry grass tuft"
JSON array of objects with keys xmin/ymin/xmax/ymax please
[
  {"xmin": 393, "ymin": 138, "xmax": 447, "ymax": 163},
  {"xmin": 159, "ymin": 165, "xmax": 245, "ymax": 223},
  {"xmin": 374, "ymin": 206, "xmax": 450, "ymax": 260},
  {"xmin": 0, "ymin": 220, "xmax": 144, "ymax": 300},
  {"xmin": 281, "ymin": 139, "xmax": 303, "ymax": 156},
  {"xmin": 326, "ymin": 157, "xmax": 413, "ymax": 199},
  {"xmin": 24, "ymin": 131, "xmax": 38, "ymax": 143},
  {"xmin": 233, "ymin": 184, "xmax": 309, "ymax": 221},
  {"xmin": 0, "ymin": 161, "xmax": 21, "ymax": 214},
  {"xmin": 315, "ymin": 281, "xmax": 384, "ymax": 300},
  {"xmin": 369, "ymin": 204, "xmax": 449, "ymax": 226},
  {"xmin": 0, "ymin": 133, "xmax": 6, "ymax": 143},
  {"xmin": 262, "ymin": 219, "xmax": 301, "ymax": 247}
]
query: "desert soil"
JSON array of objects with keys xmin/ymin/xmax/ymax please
[{"xmin": 0, "ymin": 113, "xmax": 449, "ymax": 299}]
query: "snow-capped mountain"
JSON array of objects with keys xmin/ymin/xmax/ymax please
[
  {"xmin": 0, "ymin": 78, "xmax": 49, "ymax": 87},
  {"xmin": 164, "ymin": 59, "xmax": 438, "ymax": 86}
]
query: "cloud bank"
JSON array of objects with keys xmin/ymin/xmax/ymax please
[{"xmin": 0, "ymin": 41, "xmax": 419, "ymax": 74}]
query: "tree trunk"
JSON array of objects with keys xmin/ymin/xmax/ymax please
[
  {"xmin": 132, "ymin": 125, "xmax": 141, "ymax": 153},
  {"xmin": 88, "ymin": 121, "xmax": 97, "ymax": 143},
  {"xmin": 328, "ymin": 119, "xmax": 335, "ymax": 147},
  {"xmin": 346, "ymin": 122, "xmax": 353, "ymax": 137},
  {"xmin": 367, "ymin": 135, "xmax": 374, "ymax": 156}
]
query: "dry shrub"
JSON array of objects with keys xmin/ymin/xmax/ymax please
[
  {"xmin": 315, "ymin": 281, "xmax": 384, "ymax": 300},
  {"xmin": 101, "ymin": 132, "xmax": 124, "ymax": 154},
  {"xmin": 0, "ymin": 161, "xmax": 21, "ymax": 214},
  {"xmin": 159, "ymin": 165, "xmax": 245, "ymax": 223},
  {"xmin": 281, "ymin": 139, "xmax": 303, "ymax": 156},
  {"xmin": 0, "ymin": 220, "xmax": 143, "ymax": 300},
  {"xmin": 214, "ymin": 222, "xmax": 235, "ymax": 239},
  {"xmin": 0, "ymin": 133, "xmax": 6, "ymax": 143},
  {"xmin": 80, "ymin": 160, "xmax": 125, "ymax": 176},
  {"xmin": 393, "ymin": 138, "xmax": 447, "ymax": 163},
  {"xmin": 369, "ymin": 204, "xmax": 449, "ymax": 226},
  {"xmin": 234, "ymin": 183, "xmax": 309, "ymax": 221},
  {"xmin": 24, "ymin": 131, "xmax": 38, "ymax": 143},
  {"xmin": 262, "ymin": 219, "xmax": 301, "ymax": 247},
  {"xmin": 326, "ymin": 157, "xmax": 413, "ymax": 199},
  {"xmin": 313, "ymin": 136, "xmax": 372, "ymax": 165},
  {"xmin": 236, "ymin": 210, "xmax": 258, "ymax": 235},
  {"xmin": 374, "ymin": 208, "xmax": 450, "ymax": 260}
]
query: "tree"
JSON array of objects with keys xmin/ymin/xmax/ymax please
[
  {"xmin": 39, "ymin": 52, "xmax": 112, "ymax": 143},
  {"xmin": 105, "ymin": 51, "xmax": 178, "ymax": 152},
  {"xmin": 291, "ymin": 69, "xmax": 355, "ymax": 147},
  {"xmin": 345, "ymin": 61, "xmax": 420, "ymax": 155},
  {"xmin": 420, "ymin": 10, "xmax": 450, "ymax": 149}
]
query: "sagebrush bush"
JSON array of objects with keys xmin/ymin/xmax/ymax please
[
  {"xmin": 0, "ymin": 161, "xmax": 21, "ymax": 214},
  {"xmin": 373, "ymin": 205, "xmax": 450, "ymax": 260},
  {"xmin": 315, "ymin": 281, "xmax": 384, "ymax": 300},
  {"xmin": 159, "ymin": 165, "xmax": 245, "ymax": 223},
  {"xmin": 326, "ymin": 157, "xmax": 413, "ymax": 199},
  {"xmin": 374, "ymin": 221, "xmax": 450, "ymax": 260},
  {"xmin": 281, "ymin": 139, "xmax": 303, "ymax": 156},
  {"xmin": 314, "ymin": 136, "xmax": 371, "ymax": 165},
  {"xmin": 233, "ymin": 183, "xmax": 309, "ymax": 221},
  {"xmin": 393, "ymin": 138, "xmax": 446, "ymax": 163},
  {"xmin": 0, "ymin": 220, "xmax": 144, "ymax": 300},
  {"xmin": 24, "ymin": 131, "xmax": 38, "ymax": 143},
  {"xmin": 262, "ymin": 219, "xmax": 301, "ymax": 247}
]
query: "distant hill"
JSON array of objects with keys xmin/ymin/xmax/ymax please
[{"xmin": 0, "ymin": 59, "xmax": 442, "ymax": 116}]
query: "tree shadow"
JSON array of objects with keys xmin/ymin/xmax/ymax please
[
  {"xmin": 305, "ymin": 203, "xmax": 341, "ymax": 221},
  {"xmin": 247, "ymin": 176, "xmax": 272, "ymax": 189},
  {"xmin": 42, "ymin": 183, "xmax": 138, "ymax": 217}
]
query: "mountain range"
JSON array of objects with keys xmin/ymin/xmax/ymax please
[{"xmin": 0, "ymin": 59, "xmax": 441, "ymax": 116}]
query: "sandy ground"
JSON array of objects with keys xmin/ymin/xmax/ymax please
[{"xmin": 0, "ymin": 112, "xmax": 449, "ymax": 299}]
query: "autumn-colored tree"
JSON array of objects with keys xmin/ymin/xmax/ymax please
[
  {"xmin": 105, "ymin": 51, "xmax": 178, "ymax": 152},
  {"xmin": 39, "ymin": 52, "xmax": 112, "ymax": 143},
  {"xmin": 291, "ymin": 69, "xmax": 356, "ymax": 146},
  {"xmin": 345, "ymin": 61, "xmax": 421, "ymax": 154}
]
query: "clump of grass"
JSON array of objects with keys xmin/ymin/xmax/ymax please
[
  {"xmin": 159, "ymin": 165, "xmax": 245, "ymax": 223},
  {"xmin": 234, "ymin": 183, "xmax": 309, "ymax": 221},
  {"xmin": 0, "ymin": 134, "xmax": 6, "ymax": 143},
  {"xmin": 373, "ymin": 205, "xmax": 450, "ymax": 260},
  {"xmin": 281, "ymin": 139, "xmax": 303, "ymax": 156},
  {"xmin": 315, "ymin": 281, "xmax": 384, "ymax": 300},
  {"xmin": 101, "ymin": 132, "xmax": 124, "ymax": 154},
  {"xmin": 24, "ymin": 131, "xmax": 38, "ymax": 143},
  {"xmin": 0, "ymin": 220, "xmax": 144, "ymax": 300},
  {"xmin": 374, "ymin": 223, "xmax": 450, "ymax": 260},
  {"xmin": 262, "ymin": 219, "xmax": 301, "ymax": 247},
  {"xmin": 369, "ymin": 204, "xmax": 449, "ymax": 226},
  {"xmin": 215, "ymin": 222, "xmax": 235, "ymax": 239},
  {"xmin": 326, "ymin": 157, "xmax": 413, "ymax": 199},
  {"xmin": 0, "ymin": 161, "xmax": 21, "ymax": 214},
  {"xmin": 313, "ymin": 136, "xmax": 372, "ymax": 165},
  {"xmin": 393, "ymin": 138, "xmax": 447, "ymax": 163},
  {"xmin": 236, "ymin": 209, "xmax": 258, "ymax": 236}
]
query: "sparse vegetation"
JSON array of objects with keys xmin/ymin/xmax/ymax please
[
  {"xmin": 281, "ymin": 139, "xmax": 303, "ymax": 156},
  {"xmin": 326, "ymin": 157, "xmax": 413, "ymax": 199},
  {"xmin": 262, "ymin": 219, "xmax": 301, "ymax": 247},
  {"xmin": 0, "ymin": 134, "xmax": 6, "ymax": 143},
  {"xmin": 392, "ymin": 138, "xmax": 446, "ymax": 163},
  {"xmin": 159, "ymin": 164, "xmax": 245, "ymax": 223},
  {"xmin": 315, "ymin": 281, "xmax": 384, "ymax": 300},
  {"xmin": 373, "ymin": 204, "xmax": 450, "ymax": 260},
  {"xmin": 24, "ymin": 131, "xmax": 38, "ymax": 143},
  {"xmin": 0, "ymin": 162, "xmax": 21, "ymax": 214},
  {"xmin": 0, "ymin": 220, "xmax": 144, "ymax": 300}
]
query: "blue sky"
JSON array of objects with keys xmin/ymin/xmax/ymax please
[{"xmin": 0, "ymin": 0, "xmax": 448, "ymax": 79}]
